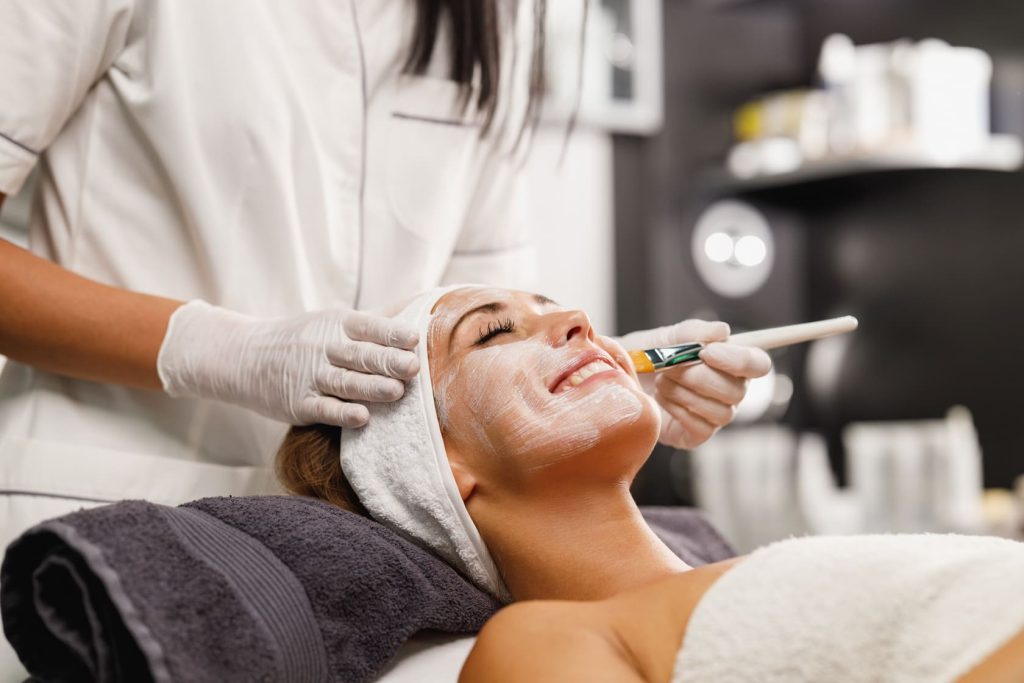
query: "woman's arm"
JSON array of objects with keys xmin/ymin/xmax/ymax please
[
  {"xmin": 0, "ymin": 202, "xmax": 419, "ymax": 426},
  {"xmin": 0, "ymin": 233, "xmax": 181, "ymax": 389}
]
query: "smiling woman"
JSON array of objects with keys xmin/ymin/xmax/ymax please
[
  {"xmin": 426, "ymin": 287, "xmax": 657, "ymax": 487},
  {"xmin": 275, "ymin": 286, "xmax": 1024, "ymax": 682},
  {"xmin": 277, "ymin": 285, "xmax": 679, "ymax": 600}
]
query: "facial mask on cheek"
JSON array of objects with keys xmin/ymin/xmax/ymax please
[
  {"xmin": 445, "ymin": 339, "xmax": 648, "ymax": 471},
  {"xmin": 512, "ymin": 381, "xmax": 648, "ymax": 472}
]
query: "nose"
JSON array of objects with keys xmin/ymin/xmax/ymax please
[{"xmin": 548, "ymin": 309, "xmax": 595, "ymax": 347}]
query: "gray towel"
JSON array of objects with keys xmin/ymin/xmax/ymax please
[
  {"xmin": 2, "ymin": 497, "xmax": 733, "ymax": 682},
  {"xmin": 642, "ymin": 506, "xmax": 736, "ymax": 567},
  {"xmin": 2, "ymin": 496, "xmax": 498, "ymax": 683}
]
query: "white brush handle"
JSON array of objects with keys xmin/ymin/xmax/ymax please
[{"xmin": 727, "ymin": 316, "xmax": 858, "ymax": 351}]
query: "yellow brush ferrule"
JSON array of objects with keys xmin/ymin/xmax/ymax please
[{"xmin": 628, "ymin": 350, "xmax": 656, "ymax": 374}]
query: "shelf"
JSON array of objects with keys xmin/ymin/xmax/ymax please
[{"xmin": 704, "ymin": 135, "xmax": 1024, "ymax": 193}]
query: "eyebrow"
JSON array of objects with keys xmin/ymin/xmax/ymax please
[
  {"xmin": 449, "ymin": 302, "xmax": 505, "ymax": 347},
  {"xmin": 448, "ymin": 294, "xmax": 559, "ymax": 348}
]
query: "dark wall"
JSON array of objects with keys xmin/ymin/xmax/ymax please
[{"xmin": 621, "ymin": 0, "xmax": 1024, "ymax": 500}]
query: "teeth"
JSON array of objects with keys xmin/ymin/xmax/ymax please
[{"xmin": 556, "ymin": 359, "xmax": 615, "ymax": 393}]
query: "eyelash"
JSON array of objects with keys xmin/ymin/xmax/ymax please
[{"xmin": 476, "ymin": 318, "xmax": 516, "ymax": 346}]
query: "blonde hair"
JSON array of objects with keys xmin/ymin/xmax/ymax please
[{"xmin": 275, "ymin": 424, "xmax": 368, "ymax": 516}]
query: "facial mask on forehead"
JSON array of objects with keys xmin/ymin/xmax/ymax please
[{"xmin": 339, "ymin": 285, "xmax": 510, "ymax": 601}]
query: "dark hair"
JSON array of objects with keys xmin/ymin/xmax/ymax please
[{"xmin": 405, "ymin": 0, "xmax": 548, "ymax": 134}]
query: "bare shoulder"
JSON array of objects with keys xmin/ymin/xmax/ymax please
[
  {"xmin": 459, "ymin": 600, "xmax": 645, "ymax": 683},
  {"xmin": 602, "ymin": 558, "xmax": 746, "ymax": 683},
  {"xmin": 959, "ymin": 625, "xmax": 1024, "ymax": 682},
  {"xmin": 459, "ymin": 559, "xmax": 744, "ymax": 683}
]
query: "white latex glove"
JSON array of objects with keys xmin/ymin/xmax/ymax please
[
  {"xmin": 157, "ymin": 301, "xmax": 420, "ymax": 428},
  {"xmin": 616, "ymin": 320, "xmax": 773, "ymax": 450}
]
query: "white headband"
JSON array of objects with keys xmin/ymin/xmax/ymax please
[{"xmin": 339, "ymin": 286, "xmax": 510, "ymax": 601}]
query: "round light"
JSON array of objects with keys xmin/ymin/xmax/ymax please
[
  {"xmin": 734, "ymin": 235, "xmax": 767, "ymax": 267},
  {"xmin": 704, "ymin": 232, "xmax": 734, "ymax": 263},
  {"xmin": 691, "ymin": 201, "xmax": 775, "ymax": 298}
]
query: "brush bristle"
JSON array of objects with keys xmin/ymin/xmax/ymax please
[{"xmin": 628, "ymin": 350, "xmax": 655, "ymax": 374}]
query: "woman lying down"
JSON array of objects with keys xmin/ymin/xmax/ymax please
[{"xmin": 276, "ymin": 285, "xmax": 1024, "ymax": 682}]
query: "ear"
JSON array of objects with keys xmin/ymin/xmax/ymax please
[{"xmin": 447, "ymin": 457, "xmax": 478, "ymax": 502}]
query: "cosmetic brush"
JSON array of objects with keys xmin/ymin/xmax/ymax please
[{"xmin": 628, "ymin": 316, "xmax": 858, "ymax": 374}]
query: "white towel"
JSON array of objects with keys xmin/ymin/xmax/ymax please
[
  {"xmin": 674, "ymin": 534, "xmax": 1024, "ymax": 682},
  {"xmin": 340, "ymin": 286, "xmax": 510, "ymax": 601}
]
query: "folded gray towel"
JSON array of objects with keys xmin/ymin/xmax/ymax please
[
  {"xmin": 2, "ymin": 496, "xmax": 498, "ymax": 683},
  {"xmin": 1, "ymin": 498, "xmax": 733, "ymax": 682}
]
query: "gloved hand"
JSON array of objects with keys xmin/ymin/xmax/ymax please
[
  {"xmin": 616, "ymin": 320, "xmax": 772, "ymax": 450},
  {"xmin": 157, "ymin": 301, "xmax": 420, "ymax": 428}
]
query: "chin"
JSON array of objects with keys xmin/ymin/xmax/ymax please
[
  {"xmin": 599, "ymin": 393, "xmax": 661, "ymax": 474},
  {"xmin": 522, "ymin": 390, "xmax": 661, "ymax": 485}
]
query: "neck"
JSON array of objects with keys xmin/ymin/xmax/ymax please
[{"xmin": 471, "ymin": 482, "xmax": 690, "ymax": 601}]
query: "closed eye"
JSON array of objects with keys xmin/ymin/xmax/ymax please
[{"xmin": 476, "ymin": 318, "xmax": 516, "ymax": 346}]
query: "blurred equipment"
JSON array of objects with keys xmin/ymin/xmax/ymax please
[
  {"xmin": 728, "ymin": 34, "xmax": 1023, "ymax": 180},
  {"xmin": 839, "ymin": 406, "xmax": 984, "ymax": 534},
  {"xmin": 691, "ymin": 200, "xmax": 775, "ymax": 298},
  {"xmin": 982, "ymin": 475, "xmax": 1024, "ymax": 539},
  {"xmin": 983, "ymin": 488, "xmax": 1023, "ymax": 540},
  {"xmin": 686, "ymin": 406, "xmax": 988, "ymax": 552},
  {"xmin": 684, "ymin": 424, "xmax": 809, "ymax": 552}
]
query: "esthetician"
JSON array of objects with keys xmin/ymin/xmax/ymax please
[{"xmin": 0, "ymin": 3, "xmax": 769, "ymax": 551}]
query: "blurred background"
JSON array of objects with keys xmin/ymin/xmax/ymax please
[
  {"xmin": 545, "ymin": 0, "xmax": 1024, "ymax": 550},
  {"xmin": 3, "ymin": 0, "xmax": 1023, "ymax": 549}
]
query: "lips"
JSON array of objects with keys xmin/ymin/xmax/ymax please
[{"xmin": 549, "ymin": 353, "xmax": 622, "ymax": 394}]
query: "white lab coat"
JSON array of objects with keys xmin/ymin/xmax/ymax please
[{"xmin": 0, "ymin": 1, "xmax": 536, "ymax": 549}]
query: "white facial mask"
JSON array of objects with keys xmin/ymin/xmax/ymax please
[{"xmin": 430, "ymin": 288, "xmax": 654, "ymax": 474}]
